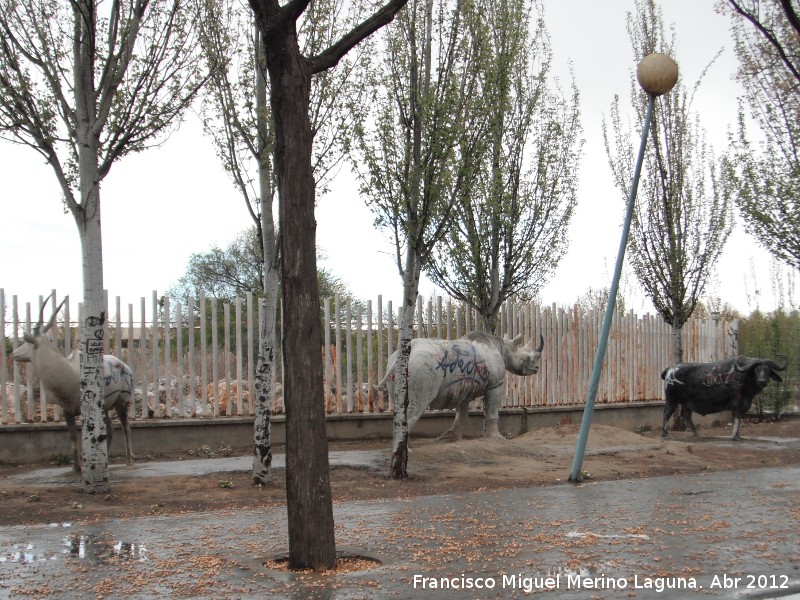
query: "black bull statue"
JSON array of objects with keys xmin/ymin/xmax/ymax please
[{"xmin": 661, "ymin": 356, "xmax": 788, "ymax": 440}]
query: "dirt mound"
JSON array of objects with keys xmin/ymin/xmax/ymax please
[
  {"xmin": 517, "ymin": 423, "xmax": 658, "ymax": 448},
  {"xmin": 390, "ymin": 424, "xmax": 661, "ymax": 466}
]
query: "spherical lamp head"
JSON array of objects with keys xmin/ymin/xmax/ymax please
[{"xmin": 636, "ymin": 53, "xmax": 679, "ymax": 96}]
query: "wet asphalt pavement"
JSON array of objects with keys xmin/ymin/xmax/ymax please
[
  {"xmin": 1, "ymin": 460, "xmax": 799, "ymax": 599},
  {"xmin": 5, "ymin": 450, "xmax": 385, "ymax": 485}
]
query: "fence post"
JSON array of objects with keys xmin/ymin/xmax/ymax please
[
  {"xmin": 0, "ymin": 289, "xmax": 5, "ymax": 424},
  {"xmin": 387, "ymin": 300, "xmax": 394, "ymax": 412},
  {"xmin": 197, "ymin": 293, "xmax": 205, "ymax": 415},
  {"xmin": 223, "ymin": 302, "xmax": 231, "ymax": 415},
  {"xmin": 416, "ymin": 296, "xmax": 424, "ymax": 338},
  {"xmin": 211, "ymin": 297, "xmax": 219, "ymax": 416},
  {"xmin": 114, "ymin": 296, "xmax": 121, "ymax": 359},
  {"xmin": 11, "ymin": 296, "xmax": 21, "ymax": 422},
  {"xmin": 164, "ymin": 296, "xmax": 172, "ymax": 415},
  {"xmin": 26, "ymin": 301, "xmax": 34, "ymax": 421},
  {"xmin": 138, "ymin": 297, "xmax": 146, "ymax": 418},
  {"xmin": 176, "ymin": 302, "xmax": 184, "ymax": 417},
  {"xmin": 185, "ymin": 296, "xmax": 195, "ymax": 415},
  {"xmin": 236, "ymin": 297, "xmax": 243, "ymax": 415},
  {"xmin": 334, "ymin": 293, "xmax": 342, "ymax": 412},
  {"xmin": 345, "ymin": 298, "xmax": 353, "ymax": 413},
  {"xmin": 356, "ymin": 302, "xmax": 363, "ymax": 412},
  {"xmin": 427, "ymin": 298, "xmax": 433, "ymax": 338},
  {"xmin": 246, "ymin": 293, "xmax": 254, "ymax": 415},
  {"xmin": 377, "ymin": 295, "xmax": 384, "ymax": 410},
  {"xmin": 366, "ymin": 300, "xmax": 373, "ymax": 412},
  {"xmin": 324, "ymin": 297, "xmax": 331, "ymax": 412},
  {"xmin": 151, "ymin": 291, "xmax": 160, "ymax": 418}
]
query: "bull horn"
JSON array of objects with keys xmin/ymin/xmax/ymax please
[
  {"xmin": 536, "ymin": 334, "xmax": 544, "ymax": 353},
  {"xmin": 768, "ymin": 355, "xmax": 789, "ymax": 371},
  {"xmin": 734, "ymin": 356, "xmax": 759, "ymax": 372}
]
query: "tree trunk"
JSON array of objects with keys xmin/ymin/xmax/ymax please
[
  {"xmin": 265, "ymin": 28, "xmax": 336, "ymax": 570},
  {"xmin": 671, "ymin": 322, "xmax": 683, "ymax": 364},
  {"xmin": 391, "ymin": 248, "xmax": 421, "ymax": 479},
  {"xmin": 252, "ymin": 199, "xmax": 278, "ymax": 484},
  {"xmin": 75, "ymin": 192, "xmax": 110, "ymax": 493},
  {"xmin": 252, "ymin": 31, "xmax": 277, "ymax": 486},
  {"xmin": 251, "ymin": 291, "xmax": 276, "ymax": 484},
  {"xmin": 670, "ymin": 321, "xmax": 686, "ymax": 431},
  {"xmin": 74, "ymin": 0, "xmax": 109, "ymax": 493}
]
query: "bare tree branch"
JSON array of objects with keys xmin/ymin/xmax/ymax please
[
  {"xmin": 727, "ymin": 0, "xmax": 800, "ymax": 83},
  {"xmin": 310, "ymin": 0, "xmax": 408, "ymax": 73}
]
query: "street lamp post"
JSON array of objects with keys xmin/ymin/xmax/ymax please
[{"xmin": 568, "ymin": 53, "xmax": 679, "ymax": 483}]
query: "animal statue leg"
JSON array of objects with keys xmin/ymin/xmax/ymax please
[
  {"xmin": 731, "ymin": 412, "xmax": 743, "ymax": 441},
  {"xmin": 103, "ymin": 411, "xmax": 114, "ymax": 451},
  {"xmin": 436, "ymin": 403, "xmax": 469, "ymax": 442},
  {"xmin": 482, "ymin": 389, "xmax": 503, "ymax": 439},
  {"xmin": 661, "ymin": 401, "xmax": 679, "ymax": 438},
  {"xmin": 115, "ymin": 402, "xmax": 135, "ymax": 466},
  {"xmin": 681, "ymin": 406, "xmax": 699, "ymax": 437},
  {"xmin": 64, "ymin": 413, "xmax": 80, "ymax": 472}
]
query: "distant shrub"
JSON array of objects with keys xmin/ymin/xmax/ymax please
[{"xmin": 738, "ymin": 309, "xmax": 800, "ymax": 419}]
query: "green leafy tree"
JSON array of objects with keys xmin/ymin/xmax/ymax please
[
  {"xmin": 721, "ymin": 0, "xmax": 800, "ymax": 272},
  {"xmin": 0, "ymin": 0, "xmax": 205, "ymax": 492},
  {"xmin": 739, "ymin": 308, "xmax": 799, "ymax": 419},
  {"xmin": 351, "ymin": 0, "xmax": 485, "ymax": 479},
  {"xmin": 604, "ymin": 0, "xmax": 733, "ymax": 364},
  {"xmin": 169, "ymin": 229, "xmax": 264, "ymax": 303},
  {"xmin": 427, "ymin": 0, "xmax": 582, "ymax": 333},
  {"xmin": 168, "ymin": 227, "xmax": 356, "ymax": 306}
]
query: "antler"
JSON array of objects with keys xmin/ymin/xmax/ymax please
[{"xmin": 33, "ymin": 294, "xmax": 68, "ymax": 336}]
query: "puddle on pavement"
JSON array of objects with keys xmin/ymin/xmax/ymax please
[
  {"xmin": 63, "ymin": 534, "xmax": 148, "ymax": 562},
  {"xmin": 0, "ymin": 542, "xmax": 58, "ymax": 564},
  {"xmin": 550, "ymin": 564, "xmax": 614, "ymax": 578},
  {"xmin": 0, "ymin": 523, "xmax": 147, "ymax": 564}
]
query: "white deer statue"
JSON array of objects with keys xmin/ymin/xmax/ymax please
[{"xmin": 12, "ymin": 295, "xmax": 134, "ymax": 471}]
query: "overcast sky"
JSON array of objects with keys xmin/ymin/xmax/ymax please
[{"xmin": 0, "ymin": 0, "xmax": 792, "ymax": 321}]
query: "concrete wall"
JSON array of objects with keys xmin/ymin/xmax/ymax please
[{"xmin": 0, "ymin": 402, "xmax": 725, "ymax": 465}]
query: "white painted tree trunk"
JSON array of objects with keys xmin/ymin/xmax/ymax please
[
  {"xmin": 251, "ymin": 31, "xmax": 277, "ymax": 484},
  {"xmin": 252, "ymin": 197, "xmax": 278, "ymax": 484},
  {"xmin": 76, "ymin": 192, "xmax": 110, "ymax": 492},
  {"xmin": 252, "ymin": 291, "xmax": 276, "ymax": 484},
  {"xmin": 74, "ymin": 2, "xmax": 109, "ymax": 493},
  {"xmin": 390, "ymin": 250, "xmax": 421, "ymax": 479}
]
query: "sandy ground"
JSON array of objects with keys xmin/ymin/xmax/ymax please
[{"xmin": 1, "ymin": 417, "xmax": 799, "ymax": 527}]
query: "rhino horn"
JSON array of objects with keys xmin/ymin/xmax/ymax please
[{"xmin": 536, "ymin": 334, "xmax": 544, "ymax": 353}]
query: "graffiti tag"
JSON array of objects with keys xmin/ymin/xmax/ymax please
[{"xmin": 436, "ymin": 345, "xmax": 490, "ymax": 388}]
